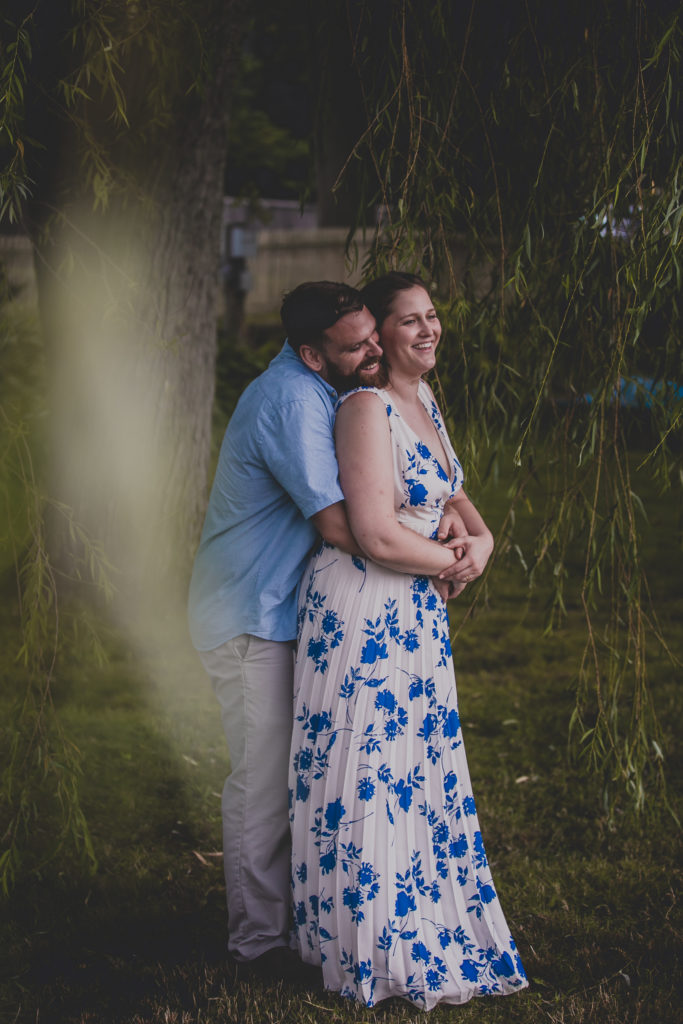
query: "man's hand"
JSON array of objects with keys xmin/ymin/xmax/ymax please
[
  {"xmin": 431, "ymin": 576, "xmax": 467, "ymax": 602},
  {"xmin": 434, "ymin": 501, "xmax": 470, "ymax": 597},
  {"xmin": 437, "ymin": 503, "xmax": 467, "ymax": 561}
]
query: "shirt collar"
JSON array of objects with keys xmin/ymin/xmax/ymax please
[{"xmin": 282, "ymin": 339, "xmax": 338, "ymax": 401}]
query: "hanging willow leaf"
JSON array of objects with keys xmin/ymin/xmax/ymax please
[{"xmin": 337, "ymin": 0, "xmax": 682, "ymax": 814}]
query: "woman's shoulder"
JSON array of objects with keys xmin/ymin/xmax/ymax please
[
  {"xmin": 336, "ymin": 386, "xmax": 392, "ymax": 415},
  {"xmin": 418, "ymin": 377, "xmax": 438, "ymax": 403},
  {"xmin": 418, "ymin": 378, "xmax": 444, "ymax": 424}
]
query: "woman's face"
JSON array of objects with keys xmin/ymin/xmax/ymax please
[{"xmin": 378, "ymin": 286, "xmax": 441, "ymax": 380}]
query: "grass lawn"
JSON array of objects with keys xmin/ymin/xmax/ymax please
[{"xmin": 1, "ymin": 455, "xmax": 681, "ymax": 1024}]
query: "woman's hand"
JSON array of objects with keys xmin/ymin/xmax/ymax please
[
  {"xmin": 431, "ymin": 576, "xmax": 467, "ymax": 602},
  {"xmin": 438, "ymin": 531, "xmax": 494, "ymax": 584}
]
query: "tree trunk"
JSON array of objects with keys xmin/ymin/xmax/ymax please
[{"xmin": 26, "ymin": 1, "xmax": 247, "ymax": 594}]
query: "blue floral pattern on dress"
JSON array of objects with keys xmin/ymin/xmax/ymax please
[{"xmin": 289, "ymin": 381, "xmax": 527, "ymax": 1009}]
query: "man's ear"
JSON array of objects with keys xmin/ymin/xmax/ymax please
[{"xmin": 299, "ymin": 344, "xmax": 324, "ymax": 373}]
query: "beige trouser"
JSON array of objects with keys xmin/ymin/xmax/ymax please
[{"xmin": 200, "ymin": 634, "xmax": 295, "ymax": 961}]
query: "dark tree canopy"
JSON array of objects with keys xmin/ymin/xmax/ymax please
[{"xmin": 1, "ymin": 0, "xmax": 681, "ymax": 889}]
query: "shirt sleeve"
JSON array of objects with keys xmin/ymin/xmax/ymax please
[{"xmin": 258, "ymin": 393, "xmax": 344, "ymax": 520}]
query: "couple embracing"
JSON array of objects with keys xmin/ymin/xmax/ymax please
[{"xmin": 188, "ymin": 273, "xmax": 528, "ymax": 1009}]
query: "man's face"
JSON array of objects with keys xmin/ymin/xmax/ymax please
[{"xmin": 318, "ymin": 307, "xmax": 387, "ymax": 392}]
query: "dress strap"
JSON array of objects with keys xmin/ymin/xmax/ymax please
[{"xmin": 335, "ymin": 386, "xmax": 392, "ymax": 415}]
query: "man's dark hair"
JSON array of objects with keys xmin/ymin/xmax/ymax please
[
  {"xmin": 280, "ymin": 281, "xmax": 364, "ymax": 353},
  {"xmin": 360, "ymin": 271, "xmax": 427, "ymax": 329}
]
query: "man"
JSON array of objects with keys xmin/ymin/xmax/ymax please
[
  {"xmin": 188, "ymin": 280, "xmax": 464, "ymax": 979},
  {"xmin": 188, "ymin": 282, "xmax": 382, "ymax": 978}
]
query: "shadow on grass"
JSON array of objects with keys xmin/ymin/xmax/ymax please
[
  {"xmin": 0, "ymin": 593, "xmax": 231, "ymax": 1024},
  {"xmin": 1, "ymin": 463, "xmax": 681, "ymax": 1024}
]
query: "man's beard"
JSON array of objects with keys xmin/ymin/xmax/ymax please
[{"xmin": 325, "ymin": 356, "xmax": 389, "ymax": 394}]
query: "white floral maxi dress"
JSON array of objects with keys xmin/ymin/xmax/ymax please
[{"xmin": 288, "ymin": 382, "xmax": 528, "ymax": 1009}]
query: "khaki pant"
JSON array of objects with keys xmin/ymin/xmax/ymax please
[{"xmin": 200, "ymin": 635, "xmax": 295, "ymax": 961}]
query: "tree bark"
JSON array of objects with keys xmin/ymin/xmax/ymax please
[{"xmin": 25, "ymin": 0, "xmax": 248, "ymax": 593}]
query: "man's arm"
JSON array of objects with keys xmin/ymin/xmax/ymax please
[
  {"xmin": 436, "ymin": 499, "xmax": 467, "ymax": 557},
  {"xmin": 311, "ymin": 502, "xmax": 362, "ymax": 556},
  {"xmin": 437, "ymin": 497, "xmax": 466, "ymax": 541},
  {"xmin": 430, "ymin": 498, "xmax": 467, "ymax": 601}
]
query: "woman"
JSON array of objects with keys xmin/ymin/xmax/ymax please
[{"xmin": 289, "ymin": 272, "xmax": 528, "ymax": 1008}]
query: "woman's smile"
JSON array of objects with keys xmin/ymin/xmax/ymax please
[{"xmin": 377, "ymin": 285, "xmax": 442, "ymax": 379}]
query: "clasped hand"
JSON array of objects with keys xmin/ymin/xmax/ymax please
[
  {"xmin": 439, "ymin": 532, "xmax": 493, "ymax": 581},
  {"xmin": 430, "ymin": 500, "xmax": 494, "ymax": 602},
  {"xmin": 431, "ymin": 533, "xmax": 494, "ymax": 602}
]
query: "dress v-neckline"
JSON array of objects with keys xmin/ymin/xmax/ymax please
[{"xmin": 391, "ymin": 387, "xmax": 453, "ymax": 484}]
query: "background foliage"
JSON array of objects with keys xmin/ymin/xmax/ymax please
[
  {"xmin": 1, "ymin": 0, "xmax": 246, "ymax": 890},
  {"xmin": 1, "ymin": 376, "xmax": 681, "ymax": 1020},
  {"xmin": 331, "ymin": 0, "xmax": 682, "ymax": 812},
  {"xmin": 0, "ymin": 0, "xmax": 681, "ymax": 943}
]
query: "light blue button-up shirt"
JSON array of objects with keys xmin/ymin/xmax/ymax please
[{"xmin": 188, "ymin": 341, "xmax": 344, "ymax": 650}]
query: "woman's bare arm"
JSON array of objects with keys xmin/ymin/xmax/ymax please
[{"xmin": 335, "ymin": 391, "xmax": 458, "ymax": 576}]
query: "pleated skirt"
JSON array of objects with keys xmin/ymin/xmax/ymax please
[{"xmin": 288, "ymin": 542, "xmax": 528, "ymax": 1009}]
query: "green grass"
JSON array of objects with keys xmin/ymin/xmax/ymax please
[
  {"xmin": 1, "ymin": 298, "xmax": 681, "ymax": 1024},
  {"xmin": 1, "ymin": 472, "xmax": 681, "ymax": 1024}
]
